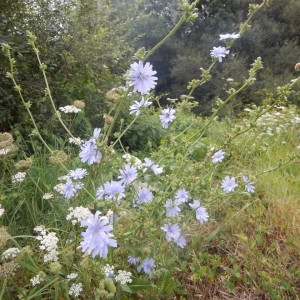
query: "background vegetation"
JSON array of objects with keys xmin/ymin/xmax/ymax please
[
  {"xmin": 0, "ymin": 0, "xmax": 299, "ymax": 299},
  {"xmin": 1, "ymin": 0, "xmax": 300, "ymax": 140}
]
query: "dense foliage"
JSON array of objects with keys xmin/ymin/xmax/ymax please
[
  {"xmin": 1, "ymin": 0, "xmax": 300, "ymax": 141},
  {"xmin": 0, "ymin": 0, "xmax": 141, "ymax": 139},
  {"xmin": 0, "ymin": 1, "xmax": 300, "ymax": 299},
  {"xmin": 135, "ymin": 0, "xmax": 300, "ymax": 115}
]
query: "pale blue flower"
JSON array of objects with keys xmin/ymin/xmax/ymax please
[
  {"xmin": 211, "ymin": 149, "xmax": 225, "ymax": 163},
  {"xmin": 96, "ymin": 186, "xmax": 105, "ymax": 200},
  {"xmin": 62, "ymin": 179, "xmax": 82, "ymax": 199},
  {"xmin": 79, "ymin": 128, "xmax": 102, "ymax": 166},
  {"xmin": 137, "ymin": 258, "xmax": 155, "ymax": 275},
  {"xmin": 174, "ymin": 235, "xmax": 186, "ymax": 248},
  {"xmin": 80, "ymin": 211, "xmax": 117, "ymax": 258},
  {"xmin": 129, "ymin": 97, "xmax": 152, "ymax": 116},
  {"xmin": 243, "ymin": 176, "xmax": 255, "ymax": 193},
  {"xmin": 128, "ymin": 256, "xmax": 141, "ymax": 265},
  {"xmin": 118, "ymin": 165, "xmax": 138, "ymax": 185},
  {"xmin": 165, "ymin": 199, "xmax": 181, "ymax": 217},
  {"xmin": 221, "ymin": 176, "xmax": 238, "ymax": 193},
  {"xmin": 161, "ymin": 223, "xmax": 181, "ymax": 241},
  {"xmin": 103, "ymin": 181, "xmax": 125, "ymax": 204},
  {"xmin": 92, "ymin": 128, "xmax": 101, "ymax": 139},
  {"xmin": 159, "ymin": 108, "xmax": 176, "ymax": 129},
  {"xmin": 135, "ymin": 187, "xmax": 153, "ymax": 205},
  {"xmin": 143, "ymin": 158, "xmax": 163, "ymax": 175},
  {"xmin": 189, "ymin": 200, "xmax": 209, "ymax": 223},
  {"xmin": 68, "ymin": 168, "xmax": 88, "ymax": 179},
  {"xmin": 210, "ymin": 46, "xmax": 229, "ymax": 62},
  {"xmin": 128, "ymin": 61, "xmax": 158, "ymax": 94},
  {"xmin": 175, "ymin": 188, "xmax": 189, "ymax": 205},
  {"xmin": 219, "ymin": 33, "xmax": 240, "ymax": 40}
]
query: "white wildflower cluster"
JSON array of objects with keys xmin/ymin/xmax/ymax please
[
  {"xmin": 1, "ymin": 247, "xmax": 20, "ymax": 260},
  {"xmin": 122, "ymin": 153, "xmax": 143, "ymax": 169},
  {"xmin": 30, "ymin": 274, "xmax": 45, "ymax": 286},
  {"xmin": 0, "ymin": 148, "xmax": 9, "ymax": 155},
  {"xmin": 66, "ymin": 206, "xmax": 90, "ymax": 225},
  {"xmin": 53, "ymin": 174, "xmax": 70, "ymax": 195},
  {"xmin": 42, "ymin": 193, "xmax": 53, "ymax": 200},
  {"xmin": 69, "ymin": 282, "xmax": 83, "ymax": 297},
  {"xmin": 67, "ymin": 272, "xmax": 78, "ymax": 281},
  {"xmin": 244, "ymin": 105, "xmax": 300, "ymax": 139},
  {"xmin": 68, "ymin": 137, "xmax": 83, "ymax": 146},
  {"xmin": 53, "ymin": 183, "xmax": 65, "ymax": 195},
  {"xmin": 34, "ymin": 226, "xmax": 59, "ymax": 262},
  {"xmin": 59, "ymin": 105, "xmax": 81, "ymax": 113},
  {"xmin": 240, "ymin": 105, "xmax": 300, "ymax": 151},
  {"xmin": 101, "ymin": 264, "xmax": 115, "ymax": 278},
  {"xmin": 0, "ymin": 204, "xmax": 4, "ymax": 217},
  {"xmin": 115, "ymin": 270, "xmax": 132, "ymax": 284},
  {"xmin": 12, "ymin": 172, "xmax": 26, "ymax": 183}
]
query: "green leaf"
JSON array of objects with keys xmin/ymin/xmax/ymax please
[
  {"xmin": 160, "ymin": 274, "xmax": 177, "ymax": 295},
  {"xmin": 120, "ymin": 284, "xmax": 133, "ymax": 294},
  {"xmin": 129, "ymin": 278, "xmax": 154, "ymax": 292}
]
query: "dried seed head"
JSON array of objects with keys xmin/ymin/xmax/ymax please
[
  {"xmin": 73, "ymin": 100, "xmax": 85, "ymax": 109},
  {"xmin": 104, "ymin": 115, "xmax": 114, "ymax": 125},
  {"xmin": 49, "ymin": 150, "xmax": 69, "ymax": 164},
  {"xmin": 0, "ymin": 261, "xmax": 19, "ymax": 278},
  {"xmin": 15, "ymin": 156, "xmax": 33, "ymax": 170},
  {"xmin": 0, "ymin": 132, "xmax": 17, "ymax": 157},
  {"xmin": 106, "ymin": 88, "xmax": 120, "ymax": 101},
  {"xmin": 294, "ymin": 63, "xmax": 300, "ymax": 71}
]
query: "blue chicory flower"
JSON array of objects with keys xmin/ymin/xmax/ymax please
[
  {"xmin": 165, "ymin": 199, "xmax": 181, "ymax": 217},
  {"xmin": 175, "ymin": 188, "xmax": 189, "ymax": 205},
  {"xmin": 68, "ymin": 168, "xmax": 88, "ymax": 180},
  {"xmin": 118, "ymin": 165, "xmax": 138, "ymax": 186},
  {"xmin": 127, "ymin": 256, "xmax": 141, "ymax": 265},
  {"xmin": 103, "ymin": 180, "xmax": 125, "ymax": 204},
  {"xmin": 129, "ymin": 97, "xmax": 152, "ymax": 116},
  {"xmin": 80, "ymin": 211, "xmax": 117, "ymax": 258},
  {"xmin": 143, "ymin": 158, "xmax": 163, "ymax": 175},
  {"xmin": 221, "ymin": 176, "xmax": 238, "ymax": 193},
  {"xmin": 174, "ymin": 235, "xmax": 186, "ymax": 248},
  {"xmin": 135, "ymin": 187, "xmax": 153, "ymax": 205},
  {"xmin": 161, "ymin": 223, "xmax": 181, "ymax": 242},
  {"xmin": 79, "ymin": 128, "xmax": 102, "ymax": 166},
  {"xmin": 128, "ymin": 61, "xmax": 158, "ymax": 95},
  {"xmin": 243, "ymin": 176, "xmax": 255, "ymax": 193},
  {"xmin": 211, "ymin": 149, "xmax": 225, "ymax": 163},
  {"xmin": 210, "ymin": 46, "xmax": 229, "ymax": 62},
  {"xmin": 219, "ymin": 32, "xmax": 240, "ymax": 40},
  {"xmin": 137, "ymin": 258, "xmax": 155, "ymax": 275},
  {"xmin": 159, "ymin": 107, "xmax": 176, "ymax": 129},
  {"xmin": 62, "ymin": 178, "xmax": 82, "ymax": 200},
  {"xmin": 189, "ymin": 200, "xmax": 209, "ymax": 224}
]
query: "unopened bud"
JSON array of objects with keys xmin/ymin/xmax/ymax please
[{"xmin": 104, "ymin": 115, "xmax": 114, "ymax": 125}]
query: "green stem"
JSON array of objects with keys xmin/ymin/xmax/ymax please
[
  {"xmin": 144, "ymin": 0, "xmax": 201, "ymax": 61},
  {"xmin": 255, "ymin": 153, "xmax": 299, "ymax": 178},
  {"xmin": 111, "ymin": 114, "xmax": 139, "ymax": 148},
  {"xmin": 28, "ymin": 34, "xmax": 75, "ymax": 139},
  {"xmin": 4, "ymin": 46, "xmax": 52, "ymax": 153},
  {"xmin": 144, "ymin": 14, "xmax": 187, "ymax": 61},
  {"xmin": 239, "ymin": 2, "xmax": 266, "ymax": 35},
  {"xmin": 105, "ymin": 97, "xmax": 125, "ymax": 142}
]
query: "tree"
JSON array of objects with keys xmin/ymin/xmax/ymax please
[{"xmin": 0, "ymin": 0, "xmax": 143, "ymax": 144}]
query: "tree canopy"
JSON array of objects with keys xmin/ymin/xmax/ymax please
[{"xmin": 1, "ymin": 0, "xmax": 300, "ymax": 135}]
